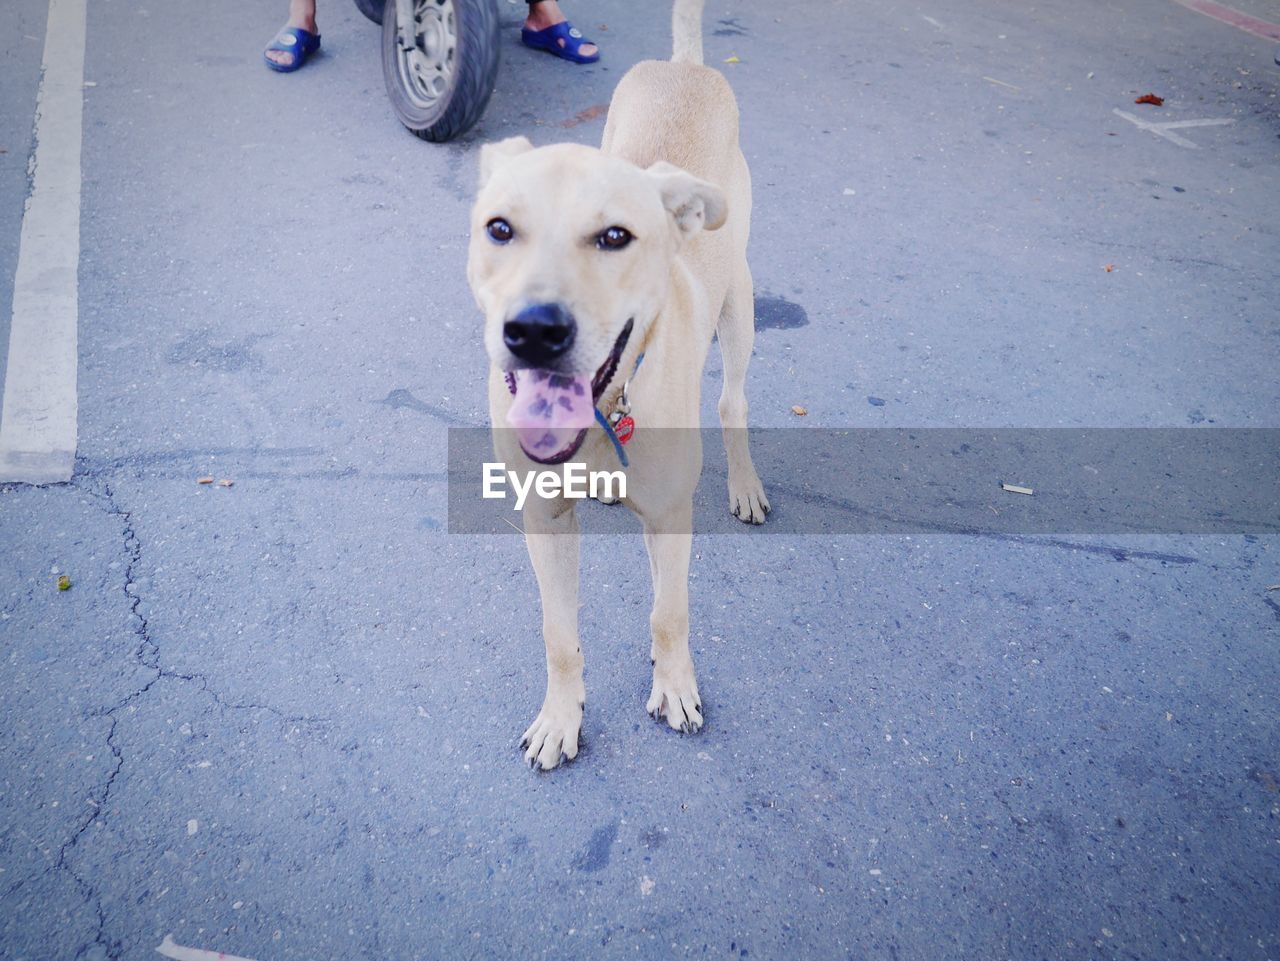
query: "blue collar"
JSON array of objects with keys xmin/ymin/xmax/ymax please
[{"xmin": 594, "ymin": 406, "xmax": 629, "ymax": 467}]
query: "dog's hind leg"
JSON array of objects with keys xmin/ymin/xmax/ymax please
[
  {"xmin": 519, "ymin": 504, "xmax": 586, "ymax": 771},
  {"xmin": 717, "ymin": 266, "xmax": 770, "ymax": 524},
  {"xmin": 643, "ymin": 512, "xmax": 704, "ymax": 733}
]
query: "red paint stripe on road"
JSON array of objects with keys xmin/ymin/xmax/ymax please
[{"xmin": 1171, "ymin": 0, "xmax": 1280, "ymax": 41}]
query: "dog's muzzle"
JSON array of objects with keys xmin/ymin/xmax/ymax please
[{"xmin": 505, "ymin": 319, "xmax": 634, "ymax": 465}]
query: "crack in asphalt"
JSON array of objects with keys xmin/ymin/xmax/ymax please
[
  {"xmin": 70, "ymin": 451, "xmax": 448, "ymax": 485},
  {"xmin": 60, "ymin": 712, "xmax": 124, "ymax": 961},
  {"xmin": 73, "ymin": 446, "xmax": 324, "ymax": 474},
  {"xmin": 80, "ymin": 478, "xmax": 327, "ymax": 725},
  {"xmin": 30, "ymin": 477, "xmax": 332, "ymax": 959}
]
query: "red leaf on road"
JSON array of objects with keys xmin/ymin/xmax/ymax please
[{"xmin": 560, "ymin": 104, "xmax": 609, "ymax": 128}]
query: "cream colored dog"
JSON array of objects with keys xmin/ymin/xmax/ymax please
[{"xmin": 467, "ymin": 0, "xmax": 768, "ymax": 770}]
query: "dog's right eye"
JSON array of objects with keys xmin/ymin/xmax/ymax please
[{"xmin": 486, "ymin": 218, "xmax": 515, "ymax": 244}]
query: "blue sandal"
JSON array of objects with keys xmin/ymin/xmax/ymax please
[
  {"xmin": 264, "ymin": 26, "xmax": 321, "ymax": 73},
  {"xmin": 521, "ymin": 21, "xmax": 599, "ymax": 64}
]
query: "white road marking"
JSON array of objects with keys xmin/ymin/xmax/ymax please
[
  {"xmin": 0, "ymin": 0, "xmax": 87, "ymax": 484},
  {"xmin": 1112, "ymin": 108, "xmax": 1236, "ymax": 149}
]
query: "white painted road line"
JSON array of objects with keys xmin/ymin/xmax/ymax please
[
  {"xmin": 1112, "ymin": 109, "xmax": 1236, "ymax": 150},
  {"xmin": 0, "ymin": 0, "xmax": 87, "ymax": 485}
]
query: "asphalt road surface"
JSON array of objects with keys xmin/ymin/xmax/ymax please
[{"xmin": 1, "ymin": 0, "xmax": 1278, "ymax": 959}]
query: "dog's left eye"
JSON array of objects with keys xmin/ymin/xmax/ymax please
[{"xmin": 596, "ymin": 226, "xmax": 633, "ymax": 251}]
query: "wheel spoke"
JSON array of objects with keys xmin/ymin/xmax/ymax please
[{"xmin": 395, "ymin": 0, "xmax": 458, "ymax": 109}]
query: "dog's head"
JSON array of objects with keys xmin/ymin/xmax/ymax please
[{"xmin": 467, "ymin": 138, "xmax": 726, "ymax": 462}]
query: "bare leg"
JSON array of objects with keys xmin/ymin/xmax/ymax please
[
  {"xmin": 643, "ymin": 509, "xmax": 703, "ymax": 733},
  {"xmin": 520, "ymin": 503, "xmax": 586, "ymax": 770},
  {"xmin": 717, "ymin": 266, "xmax": 770, "ymax": 524},
  {"xmin": 524, "ymin": 0, "xmax": 598, "ymax": 59},
  {"xmin": 266, "ymin": 0, "xmax": 318, "ymax": 68}
]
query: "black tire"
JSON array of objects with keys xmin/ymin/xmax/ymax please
[
  {"xmin": 382, "ymin": 0, "xmax": 500, "ymax": 143},
  {"xmin": 354, "ymin": 0, "xmax": 384, "ymax": 25}
]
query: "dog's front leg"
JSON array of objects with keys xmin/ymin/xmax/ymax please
[
  {"xmin": 643, "ymin": 507, "xmax": 703, "ymax": 733},
  {"xmin": 520, "ymin": 502, "xmax": 586, "ymax": 771}
]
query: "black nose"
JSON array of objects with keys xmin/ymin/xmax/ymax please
[{"xmin": 503, "ymin": 303, "xmax": 577, "ymax": 366}]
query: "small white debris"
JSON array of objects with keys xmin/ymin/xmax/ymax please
[
  {"xmin": 843, "ymin": 188, "xmax": 857, "ymax": 196},
  {"xmin": 1102, "ymin": 686, "xmax": 1113, "ymax": 694},
  {"xmin": 156, "ymin": 934, "xmax": 262, "ymax": 961},
  {"xmin": 640, "ymin": 875, "xmax": 656, "ymax": 896},
  {"xmin": 1001, "ymin": 483, "xmax": 1034, "ymax": 495},
  {"xmin": 869, "ymin": 868, "xmax": 883, "ymax": 876},
  {"xmin": 186, "ymin": 819, "xmax": 198, "ymax": 836},
  {"xmin": 232, "ymin": 901, "xmax": 243, "ymax": 910},
  {"xmin": 195, "ymin": 760, "xmax": 211, "ymax": 769}
]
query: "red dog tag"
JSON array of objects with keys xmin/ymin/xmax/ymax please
[{"xmin": 614, "ymin": 415, "xmax": 635, "ymax": 444}]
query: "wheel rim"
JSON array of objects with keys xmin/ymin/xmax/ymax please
[{"xmin": 396, "ymin": 0, "xmax": 456, "ymax": 110}]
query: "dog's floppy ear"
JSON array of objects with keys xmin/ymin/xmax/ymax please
[
  {"xmin": 646, "ymin": 161, "xmax": 728, "ymax": 241},
  {"xmin": 479, "ymin": 136, "xmax": 534, "ymax": 188}
]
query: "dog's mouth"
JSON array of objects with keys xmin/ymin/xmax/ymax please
[{"xmin": 505, "ymin": 319, "xmax": 634, "ymax": 464}]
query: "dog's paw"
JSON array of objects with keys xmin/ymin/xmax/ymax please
[
  {"xmin": 520, "ymin": 695, "xmax": 584, "ymax": 771},
  {"xmin": 595, "ymin": 491, "xmax": 622, "ymax": 506},
  {"xmin": 646, "ymin": 660, "xmax": 703, "ymax": 734},
  {"xmin": 728, "ymin": 471, "xmax": 770, "ymax": 525}
]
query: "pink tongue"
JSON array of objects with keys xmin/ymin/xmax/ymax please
[{"xmin": 506, "ymin": 369, "xmax": 596, "ymax": 457}]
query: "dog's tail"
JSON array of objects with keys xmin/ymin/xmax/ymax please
[{"xmin": 671, "ymin": 0, "xmax": 704, "ymax": 65}]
